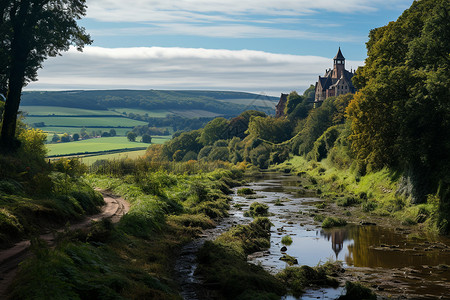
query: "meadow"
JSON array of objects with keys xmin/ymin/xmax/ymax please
[
  {"xmin": 47, "ymin": 136, "xmax": 152, "ymax": 157},
  {"xmin": 24, "ymin": 116, "xmax": 148, "ymax": 127},
  {"xmin": 21, "ymin": 106, "xmax": 121, "ymax": 116},
  {"xmin": 40, "ymin": 126, "xmax": 132, "ymax": 136},
  {"xmin": 111, "ymin": 108, "xmax": 169, "ymax": 118},
  {"xmin": 80, "ymin": 149, "xmax": 148, "ymax": 165}
]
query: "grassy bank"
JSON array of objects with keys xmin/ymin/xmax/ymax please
[
  {"xmin": 0, "ymin": 157, "xmax": 103, "ymax": 248},
  {"xmin": 273, "ymin": 156, "xmax": 442, "ymax": 234},
  {"xmin": 7, "ymin": 160, "xmax": 244, "ymax": 299}
]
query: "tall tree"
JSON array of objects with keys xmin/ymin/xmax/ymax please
[
  {"xmin": 0, "ymin": 0, "xmax": 92, "ymax": 152},
  {"xmin": 347, "ymin": 0, "xmax": 450, "ymax": 203}
]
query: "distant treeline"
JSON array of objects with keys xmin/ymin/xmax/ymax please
[{"xmin": 21, "ymin": 90, "xmax": 278, "ymax": 115}]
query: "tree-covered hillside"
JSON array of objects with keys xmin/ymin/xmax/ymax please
[{"xmin": 21, "ymin": 90, "xmax": 279, "ymax": 115}]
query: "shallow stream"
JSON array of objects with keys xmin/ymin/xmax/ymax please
[{"xmin": 176, "ymin": 172, "xmax": 450, "ymax": 299}]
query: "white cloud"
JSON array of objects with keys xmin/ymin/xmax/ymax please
[
  {"xmin": 86, "ymin": 0, "xmax": 403, "ymax": 23},
  {"xmin": 88, "ymin": 23, "xmax": 363, "ymax": 42},
  {"xmin": 25, "ymin": 46, "xmax": 363, "ymax": 96}
]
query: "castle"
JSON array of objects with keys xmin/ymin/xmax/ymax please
[
  {"xmin": 314, "ymin": 47, "xmax": 356, "ymax": 104},
  {"xmin": 275, "ymin": 48, "xmax": 356, "ymax": 117}
]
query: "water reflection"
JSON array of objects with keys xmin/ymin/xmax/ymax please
[
  {"xmin": 320, "ymin": 225, "xmax": 450, "ymax": 269},
  {"xmin": 320, "ymin": 228, "xmax": 349, "ymax": 259},
  {"xmin": 241, "ymin": 173, "xmax": 450, "ymax": 298}
]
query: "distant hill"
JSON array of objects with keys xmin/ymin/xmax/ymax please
[{"xmin": 21, "ymin": 90, "xmax": 279, "ymax": 116}]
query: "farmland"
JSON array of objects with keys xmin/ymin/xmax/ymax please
[
  {"xmin": 37, "ymin": 127, "xmax": 133, "ymax": 136},
  {"xmin": 21, "ymin": 106, "xmax": 121, "ymax": 116},
  {"xmin": 24, "ymin": 116, "xmax": 147, "ymax": 127},
  {"xmin": 46, "ymin": 136, "xmax": 153, "ymax": 157},
  {"xmin": 18, "ymin": 89, "xmax": 279, "ymax": 164},
  {"xmin": 79, "ymin": 149, "xmax": 148, "ymax": 165}
]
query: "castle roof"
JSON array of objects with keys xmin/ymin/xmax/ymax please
[
  {"xmin": 317, "ymin": 69, "xmax": 355, "ymax": 92},
  {"xmin": 334, "ymin": 47, "xmax": 345, "ymax": 60}
]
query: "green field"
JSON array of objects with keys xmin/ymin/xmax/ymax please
[
  {"xmin": 47, "ymin": 136, "xmax": 150, "ymax": 156},
  {"xmin": 112, "ymin": 108, "xmax": 222, "ymax": 118},
  {"xmin": 47, "ymin": 136, "xmax": 171, "ymax": 157},
  {"xmin": 112, "ymin": 108, "xmax": 170, "ymax": 118},
  {"xmin": 25, "ymin": 116, "xmax": 148, "ymax": 127},
  {"xmin": 41, "ymin": 127, "xmax": 132, "ymax": 136},
  {"xmin": 80, "ymin": 150, "xmax": 148, "ymax": 165},
  {"xmin": 21, "ymin": 106, "xmax": 120, "ymax": 116}
]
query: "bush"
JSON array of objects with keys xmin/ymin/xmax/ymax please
[
  {"xmin": 322, "ymin": 217, "xmax": 347, "ymax": 228},
  {"xmin": 337, "ymin": 196, "xmax": 361, "ymax": 207},
  {"xmin": 362, "ymin": 200, "xmax": 377, "ymax": 212},
  {"xmin": 244, "ymin": 202, "xmax": 269, "ymax": 218}
]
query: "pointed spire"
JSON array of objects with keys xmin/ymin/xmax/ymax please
[{"xmin": 334, "ymin": 47, "xmax": 345, "ymax": 60}]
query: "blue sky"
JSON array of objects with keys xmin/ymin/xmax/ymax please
[{"xmin": 26, "ymin": 0, "xmax": 414, "ymax": 96}]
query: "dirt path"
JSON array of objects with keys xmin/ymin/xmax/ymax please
[{"xmin": 0, "ymin": 190, "xmax": 129, "ymax": 297}]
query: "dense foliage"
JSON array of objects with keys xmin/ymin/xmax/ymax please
[
  {"xmin": 0, "ymin": 0, "xmax": 91, "ymax": 151},
  {"xmin": 347, "ymin": 0, "xmax": 449, "ymax": 212}
]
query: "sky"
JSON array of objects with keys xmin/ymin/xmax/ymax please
[{"xmin": 26, "ymin": 0, "xmax": 414, "ymax": 96}]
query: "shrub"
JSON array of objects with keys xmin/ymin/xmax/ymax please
[
  {"xmin": 244, "ymin": 202, "xmax": 269, "ymax": 218},
  {"xmin": 337, "ymin": 196, "xmax": 361, "ymax": 207},
  {"xmin": 362, "ymin": 200, "xmax": 377, "ymax": 212},
  {"xmin": 322, "ymin": 217, "xmax": 347, "ymax": 228}
]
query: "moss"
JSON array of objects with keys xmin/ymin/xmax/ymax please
[
  {"xmin": 337, "ymin": 281, "xmax": 376, "ymax": 300},
  {"xmin": 280, "ymin": 254, "xmax": 298, "ymax": 265},
  {"xmin": 281, "ymin": 235, "xmax": 293, "ymax": 246},
  {"xmin": 237, "ymin": 187, "xmax": 255, "ymax": 195},
  {"xmin": 276, "ymin": 262, "xmax": 341, "ymax": 297}
]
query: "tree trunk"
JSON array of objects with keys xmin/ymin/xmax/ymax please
[{"xmin": 0, "ymin": 48, "xmax": 26, "ymax": 153}]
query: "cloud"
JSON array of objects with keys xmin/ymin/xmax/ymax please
[
  {"xmin": 88, "ymin": 24, "xmax": 362, "ymax": 42},
  {"xmin": 26, "ymin": 46, "xmax": 363, "ymax": 96},
  {"xmin": 83, "ymin": 0, "xmax": 413, "ymax": 42},
  {"xmin": 86, "ymin": 0, "xmax": 404, "ymax": 23}
]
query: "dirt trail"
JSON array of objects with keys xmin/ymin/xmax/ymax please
[{"xmin": 0, "ymin": 190, "xmax": 129, "ymax": 297}]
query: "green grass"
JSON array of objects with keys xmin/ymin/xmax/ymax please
[
  {"xmin": 24, "ymin": 116, "xmax": 148, "ymax": 127},
  {"xmin": 47, "ymin": 137, "xmax": 152, "ymax": 156},
  {"xmin": 20, "ymin": 106, "xmax": 121, "ymax": 116},
  {"xmin": 112, "ymin": 108, "xmax": 170, "ymax": 118},
  {"xmin": 80, "ymin": 150, "xmax": 148, "ymax": 165},
  {"xmin": 41, "ymin": 127, "xmax": 133, "ymax": 136}
]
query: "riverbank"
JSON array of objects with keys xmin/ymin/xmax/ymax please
[
  {"xmin": 273, "ymin": 156, "xmax": 443, "ymax": 236},
  {"xmin": 265, "ymin": 159, "xmax": 450, "ymax": 299},
  {"xmin": 4, "ymin": 160, "xmax": 244, "ymax": 299}
]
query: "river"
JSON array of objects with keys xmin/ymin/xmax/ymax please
[{"xmin": 176, "ymin": 172, "xmax": 450, "ymax": 299}]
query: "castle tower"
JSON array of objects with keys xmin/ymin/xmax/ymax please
[{"xmin": 332, "ymin": 47, "xmax": 345, "ymax": 79}]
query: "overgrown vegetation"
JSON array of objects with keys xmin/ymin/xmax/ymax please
[
  {"xmin": 196, "ymin": 217, "xmax": 286, "ymax": 299},
  {"xmin": 0, "ymin": 124, "xmax": 103, "ymax": 247}
]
